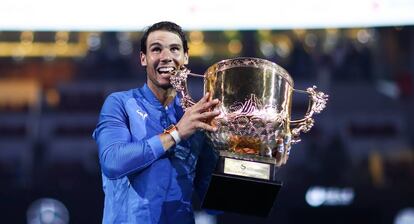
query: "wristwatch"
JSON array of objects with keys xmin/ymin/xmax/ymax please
[{"xmin": 164, "ymin": 124, "xmax": 181, "ymax": 144}]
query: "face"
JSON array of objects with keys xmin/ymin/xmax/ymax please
[{"xmin": 140, "ymin": 30, "xmax": 189, "ymax": 92}]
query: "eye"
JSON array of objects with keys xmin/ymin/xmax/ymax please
[
  {"xmin": 151, "ymin": 47, "xmax": 161, "ymax": 53},
  {"xmin": 171, "ymin": 46, "xmax": 180, "ymax": 52}
]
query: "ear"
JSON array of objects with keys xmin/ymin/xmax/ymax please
[
  {"xmin": 140, "ymin": 52, "xmax": 147, "ymax": 66},
  {"xmin": 184, "ymin": 52, "xmax": 189, "ymax": 65}
]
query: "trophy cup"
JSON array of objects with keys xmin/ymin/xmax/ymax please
[{"xmin": 171, "ymin": 57, "xmax": 328, "ymax": 216}]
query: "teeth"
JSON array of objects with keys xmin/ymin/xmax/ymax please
[{"xmin": 158, "ymin": 67, "xmax": 174, "ymax": 73}]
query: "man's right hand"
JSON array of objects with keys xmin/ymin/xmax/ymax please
[{"xmin": 176, "ymin": 92, "xmax": 221, "ymax": 140}]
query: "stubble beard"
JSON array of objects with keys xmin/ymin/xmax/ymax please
[{"xmin": 148, "ymin": 73, "xmax": 173, "ymax": 91}]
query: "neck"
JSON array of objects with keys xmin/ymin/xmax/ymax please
[{"xmin": 147, "ymin": 83, "xmax": 176, "ymax": 106}]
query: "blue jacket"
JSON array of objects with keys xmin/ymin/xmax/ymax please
[{"xmin": 93, "ymin": 84, "xmax": 218, "ymax": 224}]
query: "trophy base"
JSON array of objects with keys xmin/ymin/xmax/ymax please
[{"xmin": 201, "ymin": 153, "xmax": 282, "ymax": 217}]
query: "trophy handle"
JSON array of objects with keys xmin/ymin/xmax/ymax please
[
  {"xmin": 290, "ymin": 86, "xmax": 328, "ymax": 143},
  {"xmin": 170, "ymin": 66, "xmax": 203, "ymax": 110}
]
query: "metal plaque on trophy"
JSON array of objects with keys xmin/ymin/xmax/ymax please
[{"xmin": 171, "ymin": 57, "xmax": 328, "ymax": 217}]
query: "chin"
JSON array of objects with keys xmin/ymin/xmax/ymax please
[
  {"xmin": 159, "ymin": 83, "xmax": 173, "ymax": 90},
  {"xmin": 157, "ymin": 78, "xmax": 172, "ymax": 88}
]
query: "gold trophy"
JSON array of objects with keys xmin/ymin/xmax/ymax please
[{"xmin": 171, "ymin": 57, "xmax": 328, "ymax": 216}]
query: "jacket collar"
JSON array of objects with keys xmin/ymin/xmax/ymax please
[
  {"xmin": 140, "ymin": 84, "xmax": 163, "ymax": 109},
  {"xmin": 139, "ymin": 84, "xmax": 182, "ymax": 113}
]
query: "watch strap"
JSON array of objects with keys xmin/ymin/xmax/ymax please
[{"xmin": 164, "ymin": 125, "xmax": 181, "ymax": 144}]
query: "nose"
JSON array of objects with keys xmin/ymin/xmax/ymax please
[{"xmin": 160, "ymin": 49, "xmax": 173, "ymax": 63}]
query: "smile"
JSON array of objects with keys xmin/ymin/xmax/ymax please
[{"xmin": 157, "ymin": 67, "xmax": 175, "ymax": 74}]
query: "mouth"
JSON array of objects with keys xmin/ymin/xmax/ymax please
[{"xmin": 157, "ymin": 66, "xmax": 175, "ymax": 75}]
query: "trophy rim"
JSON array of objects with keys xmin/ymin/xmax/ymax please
[{"xmin": 209, "ymin": 57, "xmax": 294, "ymax": 87}]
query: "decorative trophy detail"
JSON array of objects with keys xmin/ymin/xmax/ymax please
[{"xmin": 171, "ymin": 57, "xmax": 328, "ymax": 216}]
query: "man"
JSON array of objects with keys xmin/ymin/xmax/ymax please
[{"xmin": 93, "ymin": 21, "xmax": 221, "ymax": 223}]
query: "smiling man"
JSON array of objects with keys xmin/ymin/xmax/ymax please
[{"xmin": 93, "ymin": 21, "xmax": 221, "ymax": 224}]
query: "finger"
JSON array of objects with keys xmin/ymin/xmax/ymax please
[
  {"xmin": 196, "ymin": 121, "xmax": 218, "ymax": 132},
  {"xmin": 196, "ymin": 98, "xmax": 220, "ymax": 113},
  {"xmin": 197, "ymin": 92, "xmax": 210, "ymax": 105},
  {"xmin": 197, "ymin": 110, "xmax": 221, "ymax": 120},
  {"xmin": 206, "ymin": 98, "xmax": 220, "ymax": 108},
  {"xmin": 191, "ymin": 93, "xmax": 210, "ymax": 112}
]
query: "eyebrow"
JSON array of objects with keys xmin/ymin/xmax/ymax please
[
  {"xmin": 170, "ymin": 43, "xmax": 182, "ymax": 48},
  {"xmin": 149, "ymin": 42, "xmax": 162, "ymax": 48},
  {"xmin": 148, "ymin": 42, "xmax": 182, "ymax": 48}
]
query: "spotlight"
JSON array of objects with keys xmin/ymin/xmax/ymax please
[
  {"xmin": 27, "ymin": 198, "xmax": 69, "ymax": 224},
  {"xmin": 306, "ymin": 186, "xmax": 354, "ymax": 207}
]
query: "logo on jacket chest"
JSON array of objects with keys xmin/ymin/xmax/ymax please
[{"xmin": 136, "ymin": 109, "xmax": 148, "ymax": 120}]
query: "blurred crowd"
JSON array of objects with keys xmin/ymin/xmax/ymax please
[{"xmin": 0, "ymin": 26, "xmax": 413, "ymax": 223}]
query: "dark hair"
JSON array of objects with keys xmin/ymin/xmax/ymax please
[{"xmin": 140, "ymin": 21, "xmax": 189, "ymax": 54}]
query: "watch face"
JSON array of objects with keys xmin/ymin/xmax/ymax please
[{"xmin": 165, "ymin": 125, "xmax": 176, "ymax": 133}]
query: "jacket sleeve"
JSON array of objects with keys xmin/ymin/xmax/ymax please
[
  {"xmin": 92, "ymin": 94, "xmax": 165, "ymax": 179},
  {"xmin": 193, "ymin": 138, "xmax": 219, "ymax": 201}
]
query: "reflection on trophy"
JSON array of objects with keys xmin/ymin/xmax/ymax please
[{"xmin": 171, "ymin": 57, "xmax": 328, "ymax": 216}]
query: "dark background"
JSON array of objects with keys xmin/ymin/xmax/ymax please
[{"xmin": 1, "ymin": 26, "xmax": 413, "ymax": 223}]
